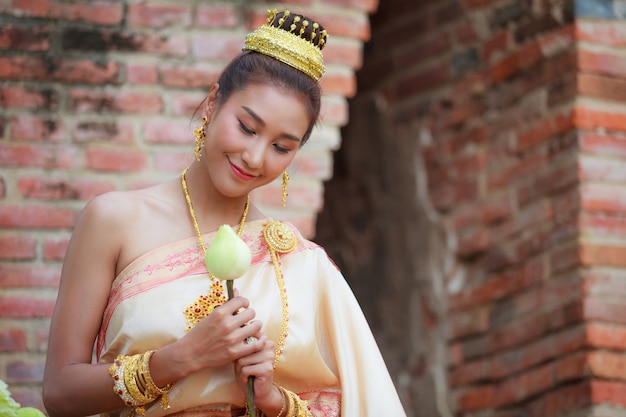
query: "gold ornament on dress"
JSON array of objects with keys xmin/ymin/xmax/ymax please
[
  {"xmin": 243, "ymin": 9, "xmax": 328, "ymax": 81},
  {"xmin": 263, "ymin": 221, "xmax": 296, "ymax": 368},
  {"xmin": 264, "ymin": 221, "xmax": 297, "ymax": 253},
  {"xmin": 181, "ymin": 167, "xmax": 249, "ymax": 332},
  {"xmin": 244, "ymin": 222, "xmax": 296, "ymax": 417}
]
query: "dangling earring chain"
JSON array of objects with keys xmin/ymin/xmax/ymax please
[
  {"xmin": 193, "ymin": 116, "xmax": 208, "ymax": 161},
  {"xmin": 181, "ymin": 167, "xmax": 249, "ymax": 331},
  {"xmin": 281, "ymin": 171, "xmax": 289, "ymax": 207}
]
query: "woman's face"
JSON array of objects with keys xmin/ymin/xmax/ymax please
[{"xmin": 201, "ymin": 82, "xmax": 311, "ymax": 198}]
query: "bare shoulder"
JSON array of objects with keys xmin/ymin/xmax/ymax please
[
  {"xmin": 81, "ymin": 189, "xmax": 134, "ymax": 218},
  {"xmin": 77, "ymin": 189, "xmax": 145, "ymax": 232},
  {"xmin": 80, "ymin": 181, "xmax": 190, "ymax": 273},
  {"xmin": 79, "ymin": 182, "xmax": 178, "ymax": 226}
]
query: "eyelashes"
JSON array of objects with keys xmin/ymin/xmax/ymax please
[
  {"xmin": 238, "ymin": 121, "xmax": 255, "ymax": 135},
  {"xmin": 238, "ymin": 120, "xmax": 292, "ymax": 154},
  {"xmin": 273, "ymin": 144, "xmax": 289, "ymax": 154}
]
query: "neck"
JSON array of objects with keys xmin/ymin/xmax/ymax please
[{"xmin": 181, "ymin": 164, "xmax": 250, "ymax": 232}]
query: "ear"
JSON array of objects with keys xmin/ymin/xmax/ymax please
[{"xmin": 205, "ymin": 83, "xmax": 220, "ymax": 121}]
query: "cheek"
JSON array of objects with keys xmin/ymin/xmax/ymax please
[
  {"xmin": 271, "ymin": 153, "xmax": 296, "ymax": 175},
  {"xmin": 252, "ymin": 152, "xmax": 290, "ymax": 183},
  {"xmin": 208, "ymin": 121, "xmax": 240, "ymax": 151}
]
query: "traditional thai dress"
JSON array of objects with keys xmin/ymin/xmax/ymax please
[{"xmin": 97, "ymin": 219, "xmax": 406, "ymax": 416}]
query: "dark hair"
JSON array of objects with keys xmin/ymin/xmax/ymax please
[{"xmin": 213, "ymin": 12, "xmax": 326, "ymax": 146}]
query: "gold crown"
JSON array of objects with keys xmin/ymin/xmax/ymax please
[{"xmin": 243, "ymin": 10, "xmax": 327, "ymax": 82}]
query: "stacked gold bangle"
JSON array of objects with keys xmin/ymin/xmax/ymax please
[
  {"xmin": 257, "ymin": 384, "xmax": 311, "ymax": 417},
  {"xmin": 108, "ymin": 350, "xmax": 173, "ymax": 416}
]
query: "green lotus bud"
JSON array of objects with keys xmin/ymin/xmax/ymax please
[
  {"xmin": 205, "ymin": 224, "xmax": 251, "ymax": 282},
  {"xmin": 16, "ymin": 408, "xmax": 46, "ymax": 417}
]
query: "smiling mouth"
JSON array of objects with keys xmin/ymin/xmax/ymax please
[{"xmin": 230, "ymin": 162, "xmax": 256, "ymax": 181}]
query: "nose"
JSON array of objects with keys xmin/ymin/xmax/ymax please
[{"xmin": 241, "ymin": 141, "xmax": 265, "ymax": 170}]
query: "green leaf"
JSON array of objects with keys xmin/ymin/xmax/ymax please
[{"xmin": 0, "ymin": 380, "xmax": 20, "ymax": 417}]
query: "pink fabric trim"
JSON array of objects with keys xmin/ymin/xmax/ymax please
[
  {"xmin": 165, "ymin": 406, "xmax": 245, "ymax": 417},
  {"xmin": 301, "ymin": 390, "xmax": 342, "ymax": 416},
  {"xmin": 96, "ymin": 244, "xmax": 204, "ymax": 359},
  {"xmin": 148, "ymin": 390, "xmax": 341, "ymax": 417},
  {"xmin": 96, "ymin": 221, "xmax": 318, "ymax": 359}
]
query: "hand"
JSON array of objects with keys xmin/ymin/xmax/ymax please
[
  {"xmin": 176, "ymin": 295, "xmax": 264, "ymax": 371},
  {"xmin": 234, "ymin": 336, "xmax": 280, "ymax": 411}
]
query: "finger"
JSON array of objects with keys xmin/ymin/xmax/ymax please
[
  {"xmin": 242, "ymin": 331, "xmax": 269, "ymax": 348},
  {"xmin": 239, "ymin": 361, "xmax": 274, "ymax": 381},
  {"xmin": 244, "ymin": 335, "xmax": 259, "ymax": 345},
  {"xmin": 224, "ymin": 295, "xmax": 249, "ymax": 313},
  {"xmin": 232, "ymin": 308, "xmax": 256, "ymax": 327},
  {"xmin": 237, "ymin": 337, "xmax": 275, "ymax": 364},
  {"xmin": 233, "ymin": 342, "xmax": 271, "ymax": 373},
  {"xmin": 232, "ymin": 321, "xmax": 263, "ymax": 344},
  {"xmin": 214, "ymin": 304, "xmax": 255, "ymax": 327},
  {"xmin": 213, "ymin": 298, "xmax": 248, "ymax": 320}
]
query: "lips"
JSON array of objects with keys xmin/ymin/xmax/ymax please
[{"xmin": 229, "ymin": 161, "xmax": 256, "ymax": 181}]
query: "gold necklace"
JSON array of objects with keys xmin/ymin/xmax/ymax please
[
  {"xmin": 181, "ymin": 167, "xmax": 249, "ymax": 332},
  {"xmin": 181, "ymin": 168, "xmax": 293, "ymax": 370}
]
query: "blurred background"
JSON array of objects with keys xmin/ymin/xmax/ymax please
[{"xmin": 1, "ymin": 0, "xmax": 626, "ymax": 416}]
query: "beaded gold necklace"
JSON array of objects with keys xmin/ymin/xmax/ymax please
[
  {"xmin": 180, "ymin": 168, "xmax": 293, "ymax": 369},
  {"xmin": 181, "ymin": 167, "xmax": 249, "ymax": 332}
]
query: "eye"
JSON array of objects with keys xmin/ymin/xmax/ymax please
[
  {"xmin": 273, "ymin": 143, "xmax": 291, "ymax": 154},
  {"xmin": 238, "ymin": 120, "xmax": 255, "ymax": 135}
]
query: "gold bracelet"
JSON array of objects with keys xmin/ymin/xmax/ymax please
[
  {"xmin": 124, "ymin": 355, "xmax": 150, "ymax": 402},
  {"xmin": 258, "ymin": 384, "xmax": 311, "ymax": 417},
  {"xmin": 123, "ymin": 354, "xmax": 157, "ymax": 416},
  {"xmin": 285, "ymin": 388, "xmax": 295, "ymax": 417},
  {"xmin": 140, "ymin": 350, "xmax": 173, "ymax": 410},
  {"xmin": 288, "ymin": 390, "xmax": 312, "ymax": 417},
  {"xmin": 109, "ymin": 354, "xmax": 141, "ymax": 407},
  {"xmin": 110, "ymin": 353, "xmax": 165, "ymax": 416},
  {"xmin": 291, "ymin": 391, "xmax": 300, "ymax": 417},
  {"xmin": 135, "ymin": 355, "xmax": 148, "ymax": 394},
  {"xmin": 272, "ymin": 383, "xmax": 287, "ymax": 417}
]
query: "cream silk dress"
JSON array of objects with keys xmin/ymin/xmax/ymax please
[{"xmin": 97, "ymin": 219, "xmax": 406, "ymax": 417}]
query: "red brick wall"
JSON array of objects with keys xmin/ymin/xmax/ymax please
[
  {"xmin": 449, "ymin": 6, "xmax": 626, "ymax": 416},
  {"xmin": 316, "ymin": 0, "xmax": 626, "ymax": 416},
  {"xmin": 572, "ymin": 11, "xmax": 626, "ymax": 416},
  {"xmin": 0, "ymin": 1, "xmax": 376, "ymax": 410},
  {"xmin": 3, "ymin": 0, "xmax": 626, "ymax": 415}
]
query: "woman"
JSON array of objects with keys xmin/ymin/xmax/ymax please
[{"xmin": 42, "ymin": 10, "xmax": 406, "ymax": 417}]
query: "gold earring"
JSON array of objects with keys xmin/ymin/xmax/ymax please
[
  {"xmin": 281, "ymin": 171, "xmax": 289, "ymax": 207},
  {"xmin": 193, "ymin": 116, "xmax": 209, "ymax": 161}
]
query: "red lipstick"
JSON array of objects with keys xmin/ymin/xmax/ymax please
[{"xmin": 230, "ymin": 162, "xmax": 256, "ymax": 181}]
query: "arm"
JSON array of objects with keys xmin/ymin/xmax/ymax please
[
  {"xmin": 42, "ymin": 193, "xmax": 265, "ymax": 416},
  {"xmin": 43, "ymin": 193, "xmax": 132, "ymax": 416}
]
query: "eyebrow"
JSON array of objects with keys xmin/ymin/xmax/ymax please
[{"xmin": 241, "ymin": 106, "xmax": 302, "ymax": 143}]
